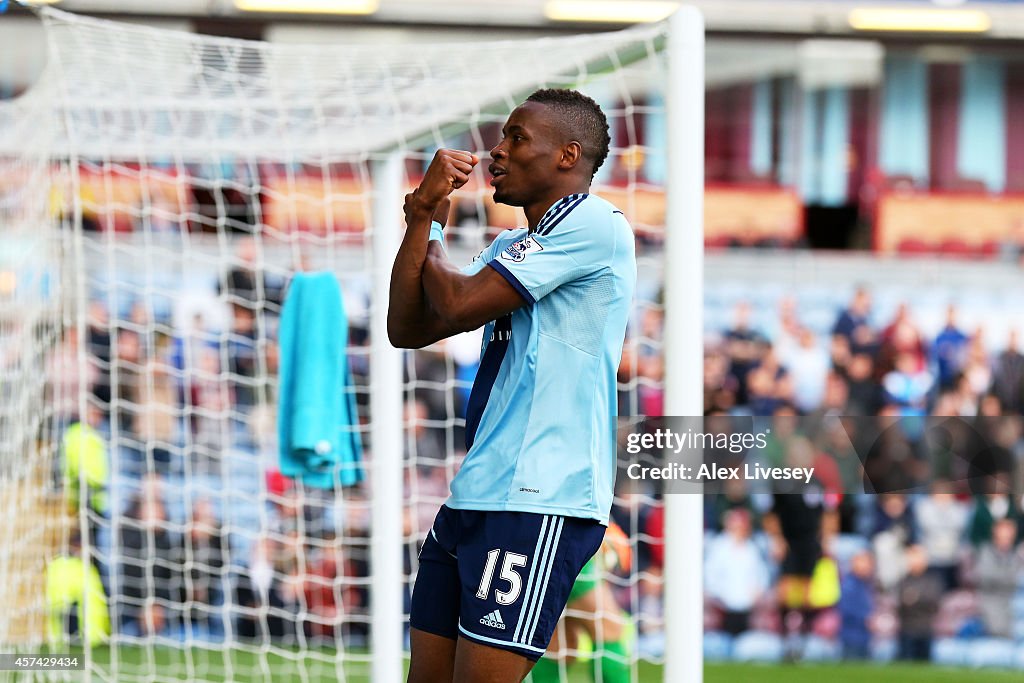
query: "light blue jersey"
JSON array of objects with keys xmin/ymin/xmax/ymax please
[{"xmin": 447, "ymin": 193, "xmax": 636, "ymax": 524}]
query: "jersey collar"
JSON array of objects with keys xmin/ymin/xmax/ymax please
[{"xmin": 530, "ymin": 193, "xmax": 589, "ymax": 236}]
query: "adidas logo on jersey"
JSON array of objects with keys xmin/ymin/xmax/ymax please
[{"xmin": 479, "ymin": 610, "xmax": 506, "ymax": 630}]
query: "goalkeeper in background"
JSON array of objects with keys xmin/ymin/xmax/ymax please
[
  {"xmin": 389, "ymin": 89, "xmax": 636, "ymax": 683},
  {"xmin": 531, "ymin": 522, "xmax": 634, "ymax": 683}
]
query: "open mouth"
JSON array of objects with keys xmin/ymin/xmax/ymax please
[{"xmin": 489, "ymin": 166, "xmax": 507, "ymax": 186}]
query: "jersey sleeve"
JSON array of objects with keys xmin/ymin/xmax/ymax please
[
  {"xmin": 486, "ymin": 210, "xmax": 615, "ymax": 303},
  {"xmin": 460, "ymin": 236, "xmax": 503, "ymax": 276}
]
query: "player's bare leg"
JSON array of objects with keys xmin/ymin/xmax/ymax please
[
  {"xmin": 546, "ymin": 615, "xmax": 579, "ymax": 660},
  {"xmin": 574, "ymin": 581, "xmax": 624, "ymax": 643},
  {"xmin": 533, "ymin": 582, "xmax": 629, "ymax": 683},
  {"xmin": 408, "ymin": 628, "xmax": 457, "ymax": 683},
  {"xmin": 453, "ymin": 637, "xmax": 534, "ymax": 683}
]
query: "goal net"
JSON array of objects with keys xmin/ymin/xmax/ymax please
[
  {"xmin": 0, "ymin": 76, "xmax": 76, "ymax": 662},
  {"xmin": 0, "ymin": 6, "xmax": 696, "ymax": 682}
]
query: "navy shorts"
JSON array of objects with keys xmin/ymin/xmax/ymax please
[{"xmin": 410, "ymin": 505, "xmax": 604, "ymax": 661}]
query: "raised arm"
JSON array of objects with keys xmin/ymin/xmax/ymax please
[
  {"xmin": 386, "ymin": 192, "xmax": 453, "ymax": 349},
  {"xmin": 387, "ymin": 149, "xmax": 527, "ymax": 349}
]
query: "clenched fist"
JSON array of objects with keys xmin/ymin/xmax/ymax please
[{"xmin": 409, "ymin": 149, "xmax": 479, "ymax": 214}]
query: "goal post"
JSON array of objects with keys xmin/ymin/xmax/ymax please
[
  {"xmin": 369, "ymin": 151, "xmax": 405, "ymax": 683},
  {"xmin": 0, "ymin": 6, "xmax": 706, "ymax": 682},
  {"xmin": 663, "ymin": 8, "xmax": 706, "ymax": 683}
]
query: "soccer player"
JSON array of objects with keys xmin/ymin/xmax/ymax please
[
  {"xmin": 531, "ymin": 522, "xmax": 634, "ymax": 683},
  {"xmin": 388, "ymin": 89, "xmax": 636, "ymax": 683}
]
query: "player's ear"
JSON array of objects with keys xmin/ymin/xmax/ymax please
[{"xmin": 558, "ymin": 141, "xmax": 582, "ymax": 171}]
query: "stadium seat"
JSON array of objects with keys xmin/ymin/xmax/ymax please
[
  {"xmin": 931, "ymin": 637, "xmax": 969, "ymax": 667},
  {"xmin": 896, "ymin": 238, "xmax": 934, "ymax": 255},
  {"xmin": 1014, "ymin": 592, "xmax": 1024, "ymax": 619},
  {"xmin": 221, "ymin": 449, "xmax": 264, "ymax": 494},
  {"xmin": 802, "ymin": 636, "xmax": 841, "ymax": 662},
  {"xmin": 703, "ymin": 598, "xmax": 723, "ymax": 632},
  {"xmin": 831, "ymin": 534, "xmax": 869, "ymax": 572},
  {"xmin": 979, "ymin": 240, "xmax": 1001, "ymax": 258},
  {"xmin": 871, "ymin": 638, "xmax": 897, "ymax": 663},
  {"xmin": 801, "ymin": 306, "xmax": 838, "ymax": 336},
  {"xmin": 731, "ymin": 631, "xmax": 784, "ymax": 663},
  {"xmin": 940, "ymin": 239, "xmax": 976, "ymax": 257},
  {"xmin": 935, "ymin": 589, "xmax": 979, "ymax": 638},
  {"xmin": 811, "ymin": 609, "xmax": 840, "ymax": 640},
  {"xmin": 965, "ymin": 638, "xmax": 1016, "ymax": 669},
  {"xmin": 162, "ymin": 483, "xmax": 188, "ymax": 523},
  {"xmin": 949, "ymin": 177, "xmax": 988, "ymax": 193},
  {"xmin": 703, "ymin": 631, "xmax": 733, "ymax": 661},
  {"xmin": 882, "ymin": 174, "xmax": 918, "ymax": 191},
  {"xmin": 871, "ymin": 594, "xmax": 899, "ymax": 640},
  {"xmin": 749, "ymin": 598, "xmax": 782, "ymax": 634},
  {"xmin": 1015, "ymin": 644, "xmax": 1024, "ymax": 671},
  {"xmin": 636, "ymin": 631, "xmax": 665, "ymax": 660}
]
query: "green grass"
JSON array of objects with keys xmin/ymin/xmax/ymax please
[
  {"xmin": 70, "ymin": 646, "xmax": 1023, "ymax": 682},
  {"xmin": 704, "ymin": 662, "xmax": 1023, "ymax": 683}
]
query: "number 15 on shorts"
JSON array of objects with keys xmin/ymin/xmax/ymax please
[{"xmin": 476, "ymin": 549, "xmax": 528, "ymax": 605}]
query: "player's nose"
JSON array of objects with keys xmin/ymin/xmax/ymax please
[{"xmin": 489, "ymin": 140, "xmax": 507, "ymax": 160}]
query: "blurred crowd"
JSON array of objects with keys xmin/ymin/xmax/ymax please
[
  {"xmin": 617, "ymin": 286, "xmax": 1024, "ymax": 663},
  {"xmin": 45, "ymin": 240, "xmax": 1024, "ymax": 666}
]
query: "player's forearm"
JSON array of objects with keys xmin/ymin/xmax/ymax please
[
  {"xmin": 387, "ymin": 205, "xmax": 434, "ymax": 347},
  {"xmin": 390, "ymin": 149, "xmax": 479, "ymax": 347},
  {"xmin": 396, "ymin": 195, "xmax": 476, "ymax": 333},
  {"xmin": 388, "ymin": 201, "xmax": 464, "ymax": 348}
]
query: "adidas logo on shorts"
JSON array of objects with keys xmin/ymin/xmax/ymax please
[{"xmin": 479, "ymin": 610, "xmax": 506, "ymax": 630}]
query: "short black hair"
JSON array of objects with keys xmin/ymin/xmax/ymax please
[{"xmin": 526, "ymin": 88, "xmax": 611, "ymax": 178}]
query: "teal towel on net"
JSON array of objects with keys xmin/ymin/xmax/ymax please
[{"xmin": 277, "ymin": 272, "xmax": 364, "ymax": 488}]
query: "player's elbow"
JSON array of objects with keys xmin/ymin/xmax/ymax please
[
  {"xmin": 388, "ymin": 329, "xmax": 430, "ymax": 349},
  {"xmin": 387, "ymin": 315, "xmax": 418, "ymax": 349},
  {"xmin": 388, "ymin": 328, "xmax": 422, "ymax": 349},
  {"xmin": 387, "ymin": 327, "xmax": 407, "ymax": 348},
  {"xmin": 388, "ymin": 315, "xmax": 441, "ymax": 349}
]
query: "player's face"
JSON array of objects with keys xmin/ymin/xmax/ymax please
[{"xmin": 488, "ymin": 102, "xmax": 563, "ymax": 206}]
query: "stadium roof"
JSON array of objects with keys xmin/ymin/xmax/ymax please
[{"xmin": 8, "ymin": 1, "xmax": 1024, "ymax": 38}]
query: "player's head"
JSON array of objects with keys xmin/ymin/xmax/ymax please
[
  {"xmin": 488, "ymin": 88, "xmax": 610, "ymax": 206},
  {"xmin": 525, "ymin": 89, "xmax": 611, "ymax": 178}
]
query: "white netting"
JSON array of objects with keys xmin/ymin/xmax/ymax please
[
  {"xmin": 0, "ymin": 86, "xmax": 75, "ymax": 657},
  {"xmin": 1, "ymin": 7, "xmax": 677, "ymax": 682}
]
